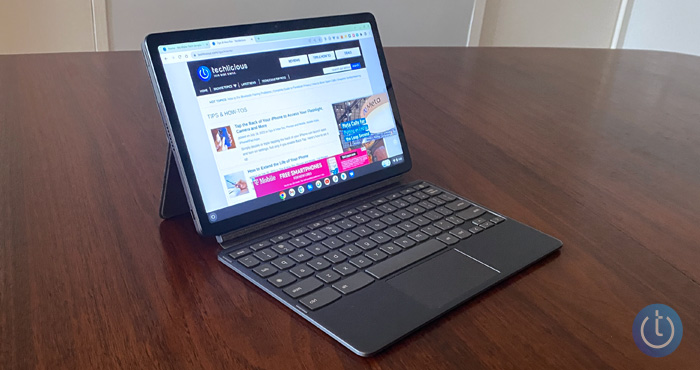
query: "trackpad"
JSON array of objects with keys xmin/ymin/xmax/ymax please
[{"xmin": 387, "ymin": 249, "xmax": 500, "ymax": 310}]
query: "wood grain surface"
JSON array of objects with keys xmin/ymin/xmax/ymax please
[{"xmin": 1, "ymin": 48, "xmax": 698, "ymax": 369}]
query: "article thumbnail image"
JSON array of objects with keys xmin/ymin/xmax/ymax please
[
  {"xmin": 211, "ymin": 126, "xmax": 236, "ymax": 152},
  {"xmin": 224, "ymin": 172, "xmax": 249, "ymax": 197},
  {"xmin": 333, "ymin": 97, "xmax": 368, "ymax": 151},
  {"xmin": 363, "ymin": 138, "xmax": 388, "ymax": 163}
]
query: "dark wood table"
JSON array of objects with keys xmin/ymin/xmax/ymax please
[{"xmin": 2, "ymin": 48, "xmax": 699, "ymax": 369}]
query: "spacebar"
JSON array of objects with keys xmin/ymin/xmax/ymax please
[{"xmin": 365, "ymin": 239, "xmax": 447, "ymax": 279}]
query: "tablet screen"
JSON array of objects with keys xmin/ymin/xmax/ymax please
[{"xmin": 157, "ymin": 22, "xmax": 406, "ymax": 224}]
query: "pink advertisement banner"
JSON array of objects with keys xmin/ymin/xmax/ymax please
[{"xmin": 252, "ymin": 148, "xmax": 370, "ymax": 197}]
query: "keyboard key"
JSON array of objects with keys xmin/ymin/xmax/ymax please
[
  {"xmin": 413, "ymin": 191, "xmax": 430, "ymax": 200},
  {"xmin": 407, "ymin": 231, "xmax": 430, "ymax": 242},
  {"xmin": 371, "ymin": 198, "xmax": 388, "ymax": 205},
  {"xmin": 356, "ymin": 203, "xmax": 372, "ymax": 211},
  {"xmin": 253, "ymin": 264, "xmax": 278, "ymax": 278},
  {"xmin": 367, "ymin": 220, "xmax": 388, "ymax": 231},
  {"xmin": 402, "ymin": 195, "xmax": 420, "ymax": 204},
  {"xmin": 410, "ymin": 216, "xmax": 431, "ymax": 226},
  {"xmin": 306, "ymin": 244, "xmax": 328, "ymax": 256},
  {"xmin": 271, "ymin": 257, "xmax": 295, "ymax": 270},
  {"xmin": 304, "ymin": 230, "xmax": 326, "ymax": 242},
  {"xmin": 468, "ymin": 226, "xmax": 484, "ymax": 234},
  {"xmin": 446, "ymin": 199, "xmax": 470, "ymax": 211},
  {"xmin": 271, "ymin": 242, "xmax": 295, "ymax": 254},
  {"xmin": 394, "ymin": 237, "xmax": 416, "ymax": 249},
  {"xmin": 422, "ymin": 187, "xmax": 441, "ymax": 196},
  {"xmin": 393, "ymin": 210, "xmax": 414, "ymax": 220},
  {"xmin": 380, "ymin": 244, "xmax": 402, "ymax": 255},
  {"xmin": 269, "ymin": 234, "xmax": 291, "ymax": 243},
  {"xmin": 479, "ymin": 221, "xmax": 495, "ymax": 229},
  {"xmin": 355, "ymin": 238, "xmax": 378, "ymax": 250},
  {"xmin": 349, "ymin": 255, "xmax": 373, "ymax": 268},
  {"xmin": 321, "ymin": 237, "xmax": 344, "ymax": 249},
  {"xmin": 288, "ymin": 236, "xmax": 311, "ymax": 248},
  {"xmin": 229, "ymin": 247, "xmax": 252, "ymax": 259},
  {"xmin": 332, "ymin": 272, "xmax": 374, "ymax": 294},
  {"xmin": 238, "ymin": 256, "xmax": 259, "ymax": 268},
  {"xmin": 429, "ymin": 197, "xmax": 446, "ymax": 206},
  {"xmin": 445, "ymin": 216, "xmax": 464, "ymax": 225},
  {"xmin": 490, "ymin": 216, "xmax": 506, "ymax": 224},
  {"xmin": 340, "ymin": 209, "xmax": 358, "ymax": 217},
  {"xmin": 324, "ymin": 251, "xmax": 347, "ymax": 264},
  {"xmin": 351, "ymin": 225, "xmax": 373, "ymax": 237},
  {"xmin": 397, "ymin": 221, "xmax": 418, "ymax": 232},
  {"xmin": 377, "ymin": 204, "xmax": 398, "ymax": 214},
  {"xmin": 370, "ymin": 233, "xmax": 391, "ymax": 244},
  {"xmin": 413, "ymin": 183, "xmax": 429, "ymax": 190},
  {"xmin": 253, "ymin": 248, "xmax": 278, "ymax": 262},
  {"xmin": 289, "ymin": 250, "xmax": 313, "ymax": 263},
  {"xmin": 366, "ymin": 239, "xmax": 447, "ymax": 279},
  {"xmin": 439, "ymin": 193, "xmax": 457, "ymax": 202},
  {"xmin": 385, "ymin": 193, "xmax": 402, "ymax": 200},
  {"xmin": 333, "ymin": 262, "xmax": 357, "ymax": 276},
  {"xmin": 457, "ymin": 206, "xmax": 487, "ymax": 221},
  {"xmin": 249, "ymin": 241, "xmax": 271, "ymax": 251},
  {"xmin": 436, "ymin": 233, "xmax": 459, "ymax": 245},
  {"xmin": 365, "ymin": 249, "xmax": 388, "ymax": 262},
  {"xmin": 383, "ymin": 227, "xmax": 405, "ymax": 238},
  {"xmin": 390, "ymin": 200, "xmax": 410, "ymax": 209},
  {"xmin": 289, "ymin": 227, "xmax": 309, "ymax": 236},
  {"xmin": 307, "ymin": 258, "xmax": 331, "ymax": 271},
  {"xmin": 418, "ymin": 200, "xmax": 436, "ymax": 210},
  {"xmin": 268, "ymin": 272, "xmax": 296, "ymax": 288},
  {"xmin": 380, "ymin": 215, "xmax": 401, "ymax": 225},
  {"xmin": 400, "ymin": 188, "xmax": 416, "ymax": 195},
  {"xmin": 423, "ymin": 211, "xmax": 443, "ymax": 221},
  {"xmin": 290, "ymin": 265, "xmax": 314, "ymax": 278},
  {"xmin": 299, "ymin": 287, "xmax": 341, "ymax": 310},
  {"xmin": 449, "ymin": 227, "xmax": 471, "ymax": 239},
  {"xmin": 339, "ymin": 245, "xmax": 362, "ymax": 257},
  {"xmin": 406, "ymin": 205, "xmax": 426, "ymax": 215},
  {"xmin": 433, "ymin": 220, "xmax": 454, "ymax": 231},
  {"xmin": 316, "ymin": 269, "xmax": 341, "ymax": 283},
  {"xmin": 421, "ymin": 225, "xmax": 442, "ymax": 236},
  {"xmin": 472, "ymin": 217, "xmax": 489, "ymax": 226},
  {"xmin": 323, "ymin": 214, "xmax": 342, "ymax": 223},
  {"xmin": 434, "ymin": 206, "xmax": 453, "ymax": 216},
  {"xmin": 335, "ymin": 219, "xmax": 357, "ymax": 230},
  {"xmin": 364, "ymin": 209, "xmax": 384, "ymax": 219},
  {"xmin": 351, "ymin": 214, "xmax": 370, "ymax": 224},
  {"xmin": 321, "ymin": 224, "xmax": 342, "ymax": 236},
  {"xmin": 337, "ymin": 232, "xmax": 359, "ymax": 243},
  {"xmin": 307, "ymin": 221, "xmax": 326, "ymax": 229},
  {"xmin": 284, "ymin": 277, "xmax": 323, "ymax": 298}
]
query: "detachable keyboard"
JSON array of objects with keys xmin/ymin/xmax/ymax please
[{"xmin": 218, "ymin": 181, "xmax": 506, "ymax": 311}]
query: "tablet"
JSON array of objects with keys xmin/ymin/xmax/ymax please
[{"xmin": 142, "ymin": 13, "xmax": 412, "ymax": 236}]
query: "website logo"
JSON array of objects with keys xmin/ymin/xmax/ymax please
[
  {"xmin": 279, "ymin": 191, "xmax": 286, "ymax": 200},
  {"xmin": 197, "ymin": 66, "xmax": 212, "ymax": 81},
  {"xmin": 633, "ymin": 304, "xmax": 683, "ymax": 357}
]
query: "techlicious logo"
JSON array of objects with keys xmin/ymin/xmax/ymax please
[
  {"xmin": 210, "ymin": 63, "xmax": 248, "ymax": 74},
  {"xmin": 197, "ymin": 66, "xmax": 211, "ymax": 81},
  {"xmin": 633, "ymin": 304, "xmax": 683, "ymax": 357}
]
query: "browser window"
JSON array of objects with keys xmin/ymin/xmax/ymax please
[{"xmin": 159, "ymin": 23, "xmax": 405, "ymax": 223}]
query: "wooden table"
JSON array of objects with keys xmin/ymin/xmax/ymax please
[{"xmin": 2, "ymin": 48, "xmax": 699, "ymax": 369}]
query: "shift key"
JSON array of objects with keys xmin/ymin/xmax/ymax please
[{"xmin": 365, "ymin": 239, "xmax": 447, "ymax": 279}]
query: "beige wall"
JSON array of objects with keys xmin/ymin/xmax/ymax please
[
  {"xmin": 0, "ymin": 0, "xmax": 95, "ymax": 54},
  {"xmin": 480, "ymin": 0, "xmax": 622, "ymax": 48},
  {"xmin": 106, "ymin": 0, "xmax": 475, "ymax": 50}
]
